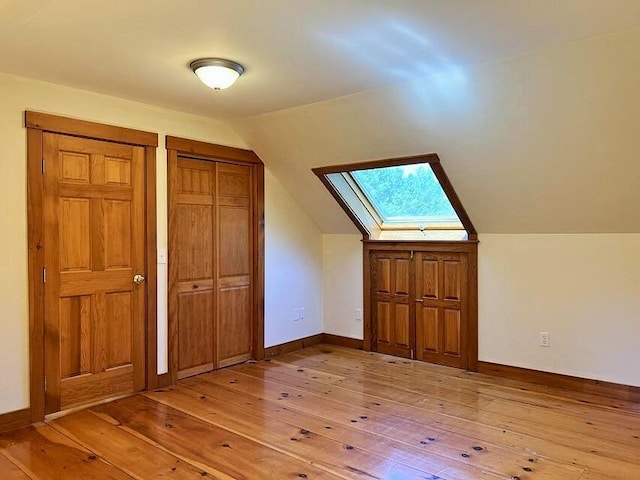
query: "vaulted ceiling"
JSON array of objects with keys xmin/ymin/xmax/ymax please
[{"xmin": 2, "ymin": 1, "xmax": 640, "ymax": 233}]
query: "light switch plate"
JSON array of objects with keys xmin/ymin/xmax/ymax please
[{"xmin": 157, "ymin": 248, "xmax": 167, "ymax": 264}]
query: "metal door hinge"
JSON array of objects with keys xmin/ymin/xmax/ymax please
[
  {"xmin": 42, "ymin": 267, "xmax": 46, "ymax": 283},
  {"xmin": 44, "ymin": 376, "xmax": 47, "ymax": 391},
  {"xmin": 41, "ymin": 158, "xmax": 45, "ymax": 174},
  {"xmin": 410, "ymin": 250, "xmax": 414, "ymax": 260}
]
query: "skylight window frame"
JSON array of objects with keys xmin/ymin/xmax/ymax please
[
  {"xmin": 313, "ymin": 153, "xmax": 477, "ymax": 242},
  {"xmin": 340, "ymin": 171, "xmax": 384, "ymax": 226}
]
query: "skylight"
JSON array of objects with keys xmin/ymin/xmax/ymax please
[
  {"xmin": 313, "ymin": 154, "xmax": 476, "ymax": 241},
  {"xmin": 351, "ymin": 163, "xmax": 461, "ymax": 227}
]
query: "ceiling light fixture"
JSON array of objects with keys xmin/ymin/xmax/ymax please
[{"xmin": 190, "ymin": 58, "xmax": 245, "ymax": 90}]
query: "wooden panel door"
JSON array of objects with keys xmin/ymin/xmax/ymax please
[
  {"xmin": 415, "ymin": 252, "xmax": 468, "ymax": 368},
  {"xmin": 172, "ymin": 158, "xmax": 216, "ymax": 379},
  {"xmin": 43, "ymin": 133, "xmax": 145, "ymax": 413},
  {"xmin": 371, "ymin": 252, "xmax": 413, "ymax": 358},
  {"xmin": 169, "ymin": 157, "xmax": 255, "ymax": 378},
  {"xmin": 216, "ymin": 163, "xmax": 253, "ymax": 367}
]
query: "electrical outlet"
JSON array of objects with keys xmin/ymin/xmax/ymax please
[
  {"xmin": 539, "ymin": 332, "xmax": 550, "ymax": 347},
  {"xmin": 355, "ymin": 308, "xmax": 363, "ymax": 321},
  {"xmin": 300, "ymin": 307, "xmax": 305, "ymax": 319}
]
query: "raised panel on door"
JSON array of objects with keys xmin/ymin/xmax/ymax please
[
  {"xmin": 177, "ymin": 290, "xmax": 214, "ymax": 379},
  {"xmin": 416, "ymin": 306, "xmax": 439, "ymax": 356},
  {"xmin": 172, "ymin": 158, "xmax": 216, "ymax": 379},
  {"xmin": 44, "ymin": 134, "xmax": 145, "ymax": 414},
  {"xmin": 104, "ymin": 200, "xmax": 132, "ymax": 269},
  {"xmin": 176, "ymin": 204, "xmax": 213, "ymax": 281},
  {"xmin": 105, "ymin": 291, "xmax": 133, "ymax": 369},
  {"xmin": 394, "ymin": 259, "xmax": 410, "ymax": 296},
  {"xmin": 218, "ymin": 206, "xmax": 250, "ymax": 277},
  {"xmin": 59, "ymin": 296, "xmax": 91, "ymax": 379},
  {"xmin": 216, "ymin": 163, "xmax": 253, "ymax": 366},
  {"xmin": 376, "ymin": 301, "xmax": 391, "ymax": 345},
  {"xmin": 59, "ymin": 199, "xmax": 91, "ymax": 272},
  {"xmin": 420, "ymin": 258, "xmax": 438, "ymax": 299},
  {"xmin": 443, "ymin": 309, "xmax": 461, "ymax": 356},
  {"xmin": 217, "ymin": 286, "xmax": 252, "ymax": 367},
  {"xmin": 375, "ymin": 258, "xmax": 391, "ymax": 294},
  {"xmin": 443, "ymin": 260, "xmax": 461, "ymax": 301},
  {"xmin": 394, "ymin": 303, "xmax": 411, "ymax": 348},
  {"xmin": 371, "ymin": 252, "xmax": 413, "ymax": 359}
]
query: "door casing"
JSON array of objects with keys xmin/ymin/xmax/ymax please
[{"xmin": 26, "ymin": 111, "xmax": 159, "ymax": 422}]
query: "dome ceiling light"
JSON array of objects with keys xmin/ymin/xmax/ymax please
[{"xmin": 190, "ymin": 58, "xmax": 245, "ymax": 90}]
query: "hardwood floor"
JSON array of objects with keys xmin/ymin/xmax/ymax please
[{"xmin": 1, "ymin": 344, "xmax": 639, "ymax": 479}]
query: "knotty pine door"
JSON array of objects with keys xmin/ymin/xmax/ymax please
[
  {"xmin": 170, "ymin": 157, "xmax": 254, "ymax": 380},
  {"xmin": 370, "ymin": 250, "xmax": 469, "ymax": 368},
  {"xmin": 43, "ymin": 133, "xmax": 146, "ymax": 414}
]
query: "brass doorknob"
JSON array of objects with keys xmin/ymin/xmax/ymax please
[{"xmin": 133, "ymin": 274, "xmax": 146, "ymax": 284}]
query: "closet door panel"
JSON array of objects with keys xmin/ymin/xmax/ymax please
[
  {"xmin": 371, "ymin": 252, "xmax": 413, "ymax": 359},
  {"xmin": 218, "ymin": 206, "xmax": 250, "ymax": 277},
  {"xmin": 171, "ymin": 158, "xmax": 216, "ymax": 379},
  {"xmin": 415, "ymin": 252, "xmax": 467, "ymax": 368},
  {"xmin": 177, "ymin": 290, "xmax": 214, "ymax": 378},
  {"xmin": 217, "ymin": 286, "xmax": 252, "ymax": 367},
  {"xmin": 176, "ymin": 204, "xmax": 213, "ymax": 281},
  {"xmin": 216, "ymin": 163, "xmax": 253, "ymax": 366}
]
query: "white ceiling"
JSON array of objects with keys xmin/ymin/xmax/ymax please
[{"xmin": 1, "ymin": 0, "xmax": 640, "ymax": 119}]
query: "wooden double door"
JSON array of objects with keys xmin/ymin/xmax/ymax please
[
  {"xmin": 169, "ymin": 155, "xmax": 256, "ymax": 380},
  {"xmin": 370, "ymin": 248, "xmax": 474, "ymax": 369}
]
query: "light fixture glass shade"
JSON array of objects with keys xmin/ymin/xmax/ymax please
[{"xmin": 190, "ymin": 58, "xmax": 245, "ymax": 90}]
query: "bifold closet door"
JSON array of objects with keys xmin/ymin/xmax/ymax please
[
  {"xmin": 170, "ymin": 157, "xmax": 254, "ymax": 379},
  {"xmin": 216, "ymin": 163, "xmax": 253, "ymax": 367},
  {"xmin": 173, "ymin": 158, "xmax": 216, "ymax": 379}
]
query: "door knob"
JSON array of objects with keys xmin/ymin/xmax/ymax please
[{"xmin": 133, "ymin": 274, "xmax": 146, "ymax": 285}]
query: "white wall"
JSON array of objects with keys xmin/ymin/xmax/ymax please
[
  {"xmin": 319, "ymin": 233, "xmax": 640, "ymax": 387},
  {"xmin": 264, "ymin": 171, "xmax": 324, "ymax": 347},
  {"xmin": 478, "ymin": 234, "xmax": 640, "ymax": 387},
  {"xmin": 322, "ymin": 234, "xmax": 363, "ymax": 339},
  {"xmin": 0, "ymin": 72, "xmax": 325, "ymax": 414}
]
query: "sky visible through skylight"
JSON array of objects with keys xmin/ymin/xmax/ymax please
[{"xmin": 352, "ymin": 163, "xmax": 459, "ymax": 223}]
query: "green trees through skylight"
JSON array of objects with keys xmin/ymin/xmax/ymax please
[{"xmin": 352, "ymin": 164, "xmax": 457, "ymax": 221}]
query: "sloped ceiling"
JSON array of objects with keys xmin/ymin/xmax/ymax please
[
  {"xmin": 1, "ymin": 2, "xmax": 640, "ymax": 233},
  {"xmin": 232, "ymin": 26, "xmax": 640, "ymax": 234}
]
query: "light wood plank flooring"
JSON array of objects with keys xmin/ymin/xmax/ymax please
[{"xmin": 1, "ymin": 344, "xmax": 639, "ymax": 479}]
